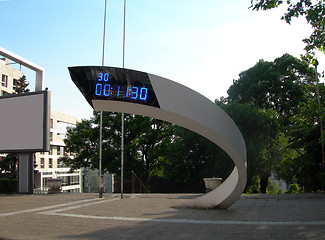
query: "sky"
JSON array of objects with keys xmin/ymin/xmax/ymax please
[{"xmin": 1, "ymin": 0, "xmax": 324, "ymax": 120}]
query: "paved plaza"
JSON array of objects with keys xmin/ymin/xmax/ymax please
[{"xmin": 0, "ymin": 193, "xmax": 325, "ymax": 240}]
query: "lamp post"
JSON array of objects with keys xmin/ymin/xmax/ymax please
[
  {"xmin": 121, "ymin": 0, "xmax": 127, "ymax": 199},
  {"xmin": 99, "ymin": 0, "xmax": 108, "ymax": 198},
  {"xmin": 315, "ymin": 59, "xmax": 325, "ymax": 168}
]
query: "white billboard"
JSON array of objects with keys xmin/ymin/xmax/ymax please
[{"xmin": 0, "ymin": 91, "xmax": 50, "ymax": 152}]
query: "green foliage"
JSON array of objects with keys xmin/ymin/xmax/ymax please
[
  {"xmin": 245, "ymin": 175, "xmax": 261, "ymax": 194},
  {"xmin": 250, "ymin": 0, "xmax": 325, "ymax": 57},
  {"xmin": 218, "ymin": 101, "xmax": 280, "ymax": 193},
  {"xmin": 224, "ymin": 53, "xmax": 324, "ymax": 192},
  {"xmin": 320, "ymin": 172, "xmax": 325, "ymax": 190},
  {"xmin": 227, "ymin": 54, "xmax": 315, "ymax": 126},
  {"xmin": 285, "ymin": 183, "xmax": 302, "ymax": 193},
  {"xmin": 163, "ymin": 125, "xmax": 234, "ymax": 193},
  {"xmin": 61, "ymin": 112, "xmax": 174, "ymax": 184},
  {"xmin": 13, "ymin": 75, "xmax": 30, "ymax": 94},
  {"xmin": 0, "ymin": 154, "xmax": 18, "ymax": 179},
  {"xmin": 62, "ymin": 111, "xmax": 235, "ymax": 193},
  {"xmin": 286, "ymin": 83, "xmax": 325, "ymax": 191},
  {"xmin": 266, "ymin": 180, "xmax": 282, "ymax": 194},
  {"xmin": 0, "ymin": 178, "xmax": 17, "ymax": 194}
]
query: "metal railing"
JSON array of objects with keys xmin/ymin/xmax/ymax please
[{"xmin": 131, "ymin": 171, "xmax": 146, "ymax": 194}]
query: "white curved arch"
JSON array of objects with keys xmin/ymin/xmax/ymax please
[{"xmin": 90, "ymin": 72, "xmax": 247, "ymax": 209}]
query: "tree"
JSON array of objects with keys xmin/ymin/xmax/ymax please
[
  {"xmin": 285, "ymin": 83, "xmax": 325, "ymax": 191},
  {"xmin": 217, "ymin": 100, "xmax": 280, "ymax": 193},
  {"xmin": 61, "ymin": 110, "xmax": 236, "ymax": 193},
  {"xmin": 250, "ymin": 0, "xmax": 325, "ymax": 60},
  {"xmin": 226, "ymin": 53, "xmax": 325, "ymax": 192},
  {"xmin": 163, "ymin": 125, "xmax": 234, "ymax": 193},
  {"xmin": 60, "ymin": 112, "xmax": 173, "ymax": 183},
  {"xmin": 13, "ymin": 75, "xmax": 30, "ymax": 94},
  {"xmin": 0, "ymin": 154, "xmax": 18, "ymax": 179},
  {"xmin": 227, "ymin": 53, "xmax": 315, "ymax": 126}
]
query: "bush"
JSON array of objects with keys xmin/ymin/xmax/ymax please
[
  {"xmin": 148, "ymin": 175, "xmax": 178, "ymax": 193},
  {"xmin": 285, "ymin": 183, "xmax": 302, "ymax": 194},
  {"xmin": 0, "ymin": 178, "xmax": 17, "ymax": 194},
  {"xmin": 319, "ymin": 172, "xmax": 325, "ymax": 191},
  {"xmin": 266, "ymin": 180, "xmax": 282, "ymax": 194},
  {"xmin": 245, "ymin": 176, "xmax": 261, "ymax": 194}
]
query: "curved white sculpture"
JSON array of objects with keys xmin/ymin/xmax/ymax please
[{"xmin": 69, "ymin": 66, "xmax": 247, "ymax": 209}]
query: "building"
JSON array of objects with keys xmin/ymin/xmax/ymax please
[
  {"xmin": 34, "ymin": 111, "xmax": 82, "ymax": 193},
  {"xmin": 0, "ymin": 57, "xmax": 24, "ymax": 96}
]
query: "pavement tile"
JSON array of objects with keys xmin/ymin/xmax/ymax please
[{"xmin": 0, "ymin": 193, "xmax": 325, "ymax": 239}]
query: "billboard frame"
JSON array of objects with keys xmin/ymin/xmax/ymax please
[{"xmin": 0, "ymin": 90, "xmax": 50, "ymax": 153}]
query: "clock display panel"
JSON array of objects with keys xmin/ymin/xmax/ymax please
[{"xmin": 68, "ymin": 66, "xmax": 160, "ymax": 108}]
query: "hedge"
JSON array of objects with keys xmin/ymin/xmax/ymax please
[{"xmin": 0, "ymin": 178, "xmax": 17, "ymax": 194}]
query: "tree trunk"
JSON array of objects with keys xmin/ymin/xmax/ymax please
[{"xmin": 260, "ymin": 174, "xmax": 269, "ymax": 194}]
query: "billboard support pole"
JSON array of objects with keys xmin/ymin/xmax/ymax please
[{"xmin": 18, "ymin": 153, "xmax": 34, "ymax": 194}]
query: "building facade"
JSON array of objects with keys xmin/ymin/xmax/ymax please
[
  {"xmin": 0, "ymin": 57, "xmax": 24, "ymax": 96},
  {"xmin": 34, "ymin": 111, "xmax": 82, "ymax": 193}
]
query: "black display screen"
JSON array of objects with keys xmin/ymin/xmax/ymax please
[{"xmin": 68, "ymin": 66, "xmax": 160, "ymax": 109}]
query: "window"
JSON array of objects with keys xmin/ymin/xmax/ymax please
[
  {"xmin": 1, "ymin": 75, "xmax": 8, "ymax": 87},
  {"xmin": 1, "ymin": 90, "xmax": 8, "ymax": 96},
  {"xmin": 13, "ymin": 79, "xmax": 17, "ymax": 91},
  {"xmin": 57, "ymin": 160, "xmax": 66, "ymax": 168},
  {"xmin": 50, "ymin": 146, "xmax": 56, "ymax": 155},
  {"xmin": 50, "ymin": 132, "xmax": 53, "ymax": 142},
  {"xmin": 40, "ymin": 158, "xmax": 44, "ymax": 168},
  {"xmin": 57, "ymin": 146, "xmax": 64, "ymax": 155},
  {"xmin": 50, "ymin": 119, "xmax": 53, "ymax": 129},
  {"xmin": 49, "ymin": 158, "xmax": 53, "ymax": 168}
]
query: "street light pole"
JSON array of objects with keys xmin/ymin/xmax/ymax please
[
  {"xmin": 99, "ymin": 0, "xmax": 108, "ymax": 198},
  {"xmin": 121, "ymin": 0, "xmax": 126, "ymax": 199},
  {"xmin": 315, "ymin": 59, "xmax": 325, "ymax": 168}
]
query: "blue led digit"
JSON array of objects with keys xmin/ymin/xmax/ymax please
[
  {"xmin": 103, "ymin": 84, "xmax": 111, "ymax": 96},
  {"xmin": 117, "ymin": 86, "xmax": 120, "ymax": 97},
  {"xmin": 104, "ymin": 73, "xmax": 109, "ymax": 82},
  {"xmin": 98, "ymin": 73, "xmax": 103, "ymax": 81},
  {"xmin": 95, "ymin": 83, "xmax": 102, "ymax": 96},
  {"xmin": 126, "ymin": 87, "xmax": 130, "ymax": 98},
  {"xmin": 139, "ymin": 87, "xmax": 148, "ymax": 100},
  {"xmin": 131, "ymin": 87, "xmax": 138, "ymax": 99}
]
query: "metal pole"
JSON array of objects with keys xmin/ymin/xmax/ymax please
[
  {"xmin": 123, "ymin": 0, "xmax": 126, "ymax": 69},
  {"xmin": 315, "ymin": 59, "xmax": 325, "ymax": 168},
  {"xmin": 121, "ymin": 112, "xmax": 124, "ymax": 198},
  {"xmin": 102, "ymin": 0, "xmax": 107, "ymax": 67},
  {"xmin": 121, "ymin": 0, "xmax": 126, "ymax": 199},
  {"xmin": 99, "ymin": 0, "xmax": 108, "ymax": 198},
  {"xmin": 99, "ymin": 111, "xmax": 103, "ymax": 198}
]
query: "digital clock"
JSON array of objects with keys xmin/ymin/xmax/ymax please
[
  {"xmin": 94, "ymin": 72, "xmax": 148, "ymax": 101},
  {"xmin": 68, "ymin": 66, "xmax": 160, "ymax": 108}
]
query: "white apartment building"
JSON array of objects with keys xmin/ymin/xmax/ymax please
[
  {"xmin": 34, "ymin": 111, "xmax": 82, "ymax": 193},
  {"xmin": 0, "ymin": 57, "xmax": 24, "ymax": 96}
]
